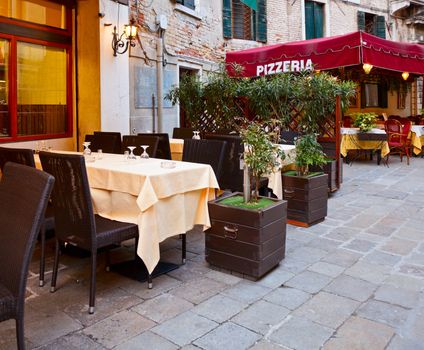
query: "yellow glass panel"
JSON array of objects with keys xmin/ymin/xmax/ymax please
[
  {"xmin": 4, "ymin": 0, "xmax": 66, "ymax": 29},
  {"xmin": 0, "ymin": 39, "xmax": 10, "ymax": 138},
  {"xmin": 17, "ymin": 42, "xmax": 67, "ymax": 136}
]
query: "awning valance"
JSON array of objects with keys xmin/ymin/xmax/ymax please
[{"xmin": 225, "ymin": 31, "xmax": 424, "ymax": 77}]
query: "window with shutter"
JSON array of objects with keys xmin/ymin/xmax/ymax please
[
  {"xmin": 358, "ymin": 11, "xmax": 385, "ymax": 39},
  {"xmin": 177, "ymin": 0, "xmax": 195, "ymax": 10},
  {"xmin": 375, "ymin": 16, "xmax": 386, "ymax": 39},
  {"xmin": 305, "ymin": 1, "xmax": 324, "ymax": 39},
  {"xmin": 223, "ymin": 0, "xmax": 266, "ymax": 42}
]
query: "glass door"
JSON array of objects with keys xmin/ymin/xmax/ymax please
[{"xmin": 0, "ymin": 39, "xmax": 9, "ymax": 138}]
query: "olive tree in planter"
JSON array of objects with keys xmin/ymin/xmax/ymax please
[
  {"xmin": 206, "ymin": 123, "xmax": 288, "ymax": 278},
  {"xmin": 283, "ymin": 134, "xmax": 329, "ymax": 227}
]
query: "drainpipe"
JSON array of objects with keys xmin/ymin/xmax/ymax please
[{"xmin": 156, "ymin": 31, "xmax": 164, "ymax": 133}]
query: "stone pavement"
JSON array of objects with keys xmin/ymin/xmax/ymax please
[{"xmin": 1, "ymin": 156, "xmax": 424, "ymax": 350}]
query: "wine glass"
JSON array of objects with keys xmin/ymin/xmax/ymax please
[
  {"xmin": 127, "ymin": 146, "xmax": 137, "ymax": 160},
  {"xmin": 140, "ymin": 145, "xmax": 149, "ymax": 159},
  {"xmin": 82, "ymin": 142, "xmax": 91, "ymax": 156},
  {"xmin": 192, "ymin": 131, "xmax": 201, "ymax": 140}
]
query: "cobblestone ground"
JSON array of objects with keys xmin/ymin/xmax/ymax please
[{"xmin": 1, "ymin": 156, "xmax": 424, "ymax": 350}]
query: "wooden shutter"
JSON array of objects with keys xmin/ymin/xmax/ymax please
[
  {"xmin": 375, "ymin": 16, "xmax": 386, "ymax": 39},
  {"xmin": 357, "ymin": 11, "xmax": 365, "ymax": 31},
  {"xmin": 360, "ymin": 83, "xmax": 366, "ymax": 109},
  {"xmin": 314, "ymin": 2, "xmax": 324, "ymax": 38},
  {"xmin": 256, "ymin": 0, "xmax": 267, "ymax": 42},
  {"xmin": 305, "ymin": 1, "xmax": 314, "ymax": 40},
  {"xmin": 223, "ymin": 0, "xmax": 232, "ymax": 38}
]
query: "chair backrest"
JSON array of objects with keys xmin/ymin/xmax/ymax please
[
  {"xmin": 182, "ymin": 139, "xmax": 227, "ymax": 183},
  {"xmin": 279, "ymin": 130, "xmax": 299, "ymax": 145},
  {"xmin": 39, "ymin": 152, "xmax": 96, "ymax": 249},
  {"xmin": 138, "ymin": 133, "xmax": 171, "ymax": 160},
  {"xmin": 0, "ymin": 163, "xmax": 54, "ymax": 310},
  {"xmin": 91, "ymin": 131, "xmax": 122, "ymax": 154},
  {"xmin": 172, "ymin": 127, "xmax": 194, "ymax": 140},
  {"xmin": 385, "ymin": 119, "xmax": 407, "ymax": 144},
  {"xmin": 0, "ymin": 147, "xmax": 35, "ymax": 171},
  {"xmin": 204, "ymin": 134, "xmax": 244, "ymax": 191},
  {"xmin": 122, "ymin": 135, "xmax": 159, "ymax": 157}
]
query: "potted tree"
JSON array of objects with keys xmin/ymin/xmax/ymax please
[
  {"xmin": 283, "ymin": 133, "xmax": 328, "ymax": 227},
  {"xmin": 206, "ymin": 123, "xmax": 288, "ymax": 279}
]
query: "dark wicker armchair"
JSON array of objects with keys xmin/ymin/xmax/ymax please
[
  {"xmin": 0, "ymin": 147, "xmax": 55, "ymax": 287},
  {"xmin": 172, "ymin": 127, "xmax": 194, "ymax": 139},
  {"xmin": 39, "ymin": 152, "xmax": 139, "ymax": 314},
  {"xmin": 138, "ymin": 133, "xmax": 172, "ymax": 160},
  {"xmin": 90, "ymin": 131, "xmax": 122, "ymax": 154},
  {"xmin": 0, "ymin": 162, "xmax": 54, "ymax": 350}
]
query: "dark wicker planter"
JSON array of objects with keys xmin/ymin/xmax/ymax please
[
  {"xmin": 282, "ymin": 172, "xmax": 328, "ymax": 227},
  {"xmin": 206, "ymin": 193, "xmax": 287, "ymax": 279}
]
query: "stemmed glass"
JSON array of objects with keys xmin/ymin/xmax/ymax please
[
  {"xmin": 192, "ymin": 131, "xmax": 201, "ymax": 140},
  {"xmin": 127, "ymin": 146, "xmax": 137, "ymax": 160},
  {"xmin": 82, "ymin": 142, "xmax": 92, "ymax": 156},
  {"xmin": 140, "ymin": 145, "xmax": 149, "ymax": 159}
]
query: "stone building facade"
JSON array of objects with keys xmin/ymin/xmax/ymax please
[{"xmin": 127, "ymin": 0, "xmax": 424, "ymax": 133}]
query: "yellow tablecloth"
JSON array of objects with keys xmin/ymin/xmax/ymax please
[
  {"xmin": 170, "ymin": 138, "xmax": 184, "ymax": 161},
  {"xmin": 410, "ymin": 127, "xmax": 424, "ymax": 155},
  {"xmin": 37, "ymin": 152, "xmax": 218, "ymax": 273},
  {"xmin": 340, "ymin": 134, "xmax": 390, "ymax": 158}
]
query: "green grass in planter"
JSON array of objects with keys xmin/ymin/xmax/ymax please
[
  {"xmin": 284, "ymin": 170, "xmax": 324, "ymax": 178},
  {"xmin": 219, "ymin": 195, "xmax": 275, "ymax": 210}
]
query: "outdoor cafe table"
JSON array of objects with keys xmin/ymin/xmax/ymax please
[
  {"xmin": 36, "ymin": 152, "xmax": 219, "ymax": 274},
  {"xmin": 410, "ymin": 125, "xmax": 424, "ymax": 155},
  {"xmin": 341, "ymin": 128, "xmax": 390, "ymax": 158}
]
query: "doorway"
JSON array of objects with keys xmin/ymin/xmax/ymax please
[{"xmin": 179, "ymin": 67, "xmax": 198, "ymax": 127}]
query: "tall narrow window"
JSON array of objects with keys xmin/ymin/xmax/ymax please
[
  {"xmin": 358, "ymin": 11, "xmax": 386, "ymax": 39},
  {"xmin": 177, "ymin": 0, "xmax": 195, "ymax": 10},
  {"xmin": 222, "ymin": 0, "xmax": 267, "ymax": 42},
  {"xmin": 305, "ymin": 1, "xmax": 324, "ymax": 39},
  {"xmin": 17, "ymin": 42, "xmax": 67, "ymax": 136},
  {"xmin": 0, "ymin": 39, "xmax": 9, "ymax": 138}
]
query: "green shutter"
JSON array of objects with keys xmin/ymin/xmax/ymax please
[
  {"xmin": 314, "ymin": 2, "xmax": 324, "ymax": 38},
  {"xmin": 357, "ymin": 11, "xmax": 365, "ymax": 31},
  {"xmin": 305, "ymin": 1, "xmax": 314, "ymax": 39},
  {"xmin": 375, "ymin": 16, "xmax": 386, "ymax": 39},
  {"xmin": 223, "ymin": 0, "xmax": 232, "ymax": 38},
  {"xmin": 256, "ymin": 0, "xmax": 267, "ymax": 42}
]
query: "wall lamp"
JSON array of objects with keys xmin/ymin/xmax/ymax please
[
  {"xmin": 112, "ymin": 18, "xmax": 138, "ymax": 56},
  {"xmin": 363, "ymin": 63, "xmax": 373, "ymax": 74},
  {"xmin": 402, "ymin": 72, "xmax": 409, "ymax": 81}
]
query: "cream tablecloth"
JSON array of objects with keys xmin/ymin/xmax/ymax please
[
  {"xmin": 267, "ymin": 144, "xmax": 296, "ymax": 199},
  {"xmin": 37, "ymin": 152, "xmax": 219, "ymax": 273}
]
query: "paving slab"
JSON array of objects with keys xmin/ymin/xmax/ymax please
[
  {"xmin": 193, "ymin": 294, "xmax": 246, "ymax": 323},
  {"xmin": 232, "ymin": 300, "xmax": 290, "ymax": 335},
  {"xmin": 344, "ymin": 261, "xmax": 391, "ymax": 284},
  {"xmin": 193, "ymin": 322, "xmax": 260, "ymax": 350},
  {"xmin": 284, "ymin": 271, "xmax": 332, "ymax": 294},
  {"xmin": 307, "ymin": 261, "xmax": 345, "ymax": 277},
  {"xmin": 362, "ymin": 250, "xmax": 402, "ymax": 267},
  {"xmin": 380, "ymin": 237, "xmax": 418, "ymax": 255},
  {"xmin": 269, "ymin": 316, "xmax": 334, "ymax": 350},
  {"xmin": 36, "ymin": 333, "xmax": 105, "ymax": 350},
  {"xmin": 221, "ymin": 281, "xmax": 272, "ymax": 304},
  {"xmin": 343, "ymin": 239, "xmax": 377, "ymax": 253},
  {"xmin": 323, "ymin": 274, "xmax": 378, "ymax": 302},
  {"xmin": 169, "ymin": 277, "xmax": 226, "ymax": 304},
  {"xmin": 151, "ymin": 311, "xmax": 217, "ymax": 347},
  {"xmin": 323, "ymin": 316, "xmax": 394, "ymax": 350},
  {"xmin": 82, "ymin": 310, "xmax": 155, "ymax": 349},
  {"xmin": 374, "ymin": 284, "xmax": 419, "ymax": 309},
  {"xmin": 263, "ymin": 286, "xmax": 311, "ymax": 310},
  {"xmin": 293, "ymin": 291, "xmax": 359, "ymax": 329},
  {"xmin": 357, "ymin": 300, "xmax": 410, "ymax": 328},
  {"xmin": 386, "ymin": 335, "xmax": 424, "ymax": 350},
  {"xmin": 114, "ymin": 331, "xmax": 179, "ymax": 350},
  {"xmin": 132, "ymin": 293, "xmax": 193, "ymax": 323},
  {"xmin": 321, "ymin": 249, "xmax": 362, "ymax": 268}
]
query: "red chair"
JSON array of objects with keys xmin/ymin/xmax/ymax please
[
  {"xmin": 384, "ymin": 119, "xmax": 411, "ymax": 165},
  {"xmin": 342, "ymin": 116, "xmax": 352, "ymax": 127}
]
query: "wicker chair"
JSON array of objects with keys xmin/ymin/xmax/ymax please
[
  {"xmin": 138, "ymin": 133, "xmax": 172, "ymax": 160},
  {"xmin": 90, "ymin": 131, "xmax": 122, "ymax": 154},
  {"xmin": 39, "ymin": 152, "xmax": 139, "ymax": 314},
  {"xmin": 0, "ymin": 162, "xmax": 54, "ymax": 350},
  {"xmin": 0, "ymin": 147, "xmax": 55, "ymax": 287},
  {"xmin": 203, "ymin": 134, "xmax": 268, "ymax": 193},
  {"xmin": 172, "ymin": 127, "xmax": 194, "ymax": 140},
  {"xmin": 122, "ymin": 135, "xmax": 159, "ymax": 157},
  {"xmin": 384, "ymin": 119, "xmax": 412, "ymax": 165}
]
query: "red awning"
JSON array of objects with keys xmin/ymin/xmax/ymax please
[{"xmin": 225, "ymin": 31, "xmax": 424, "ymax": 77}]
